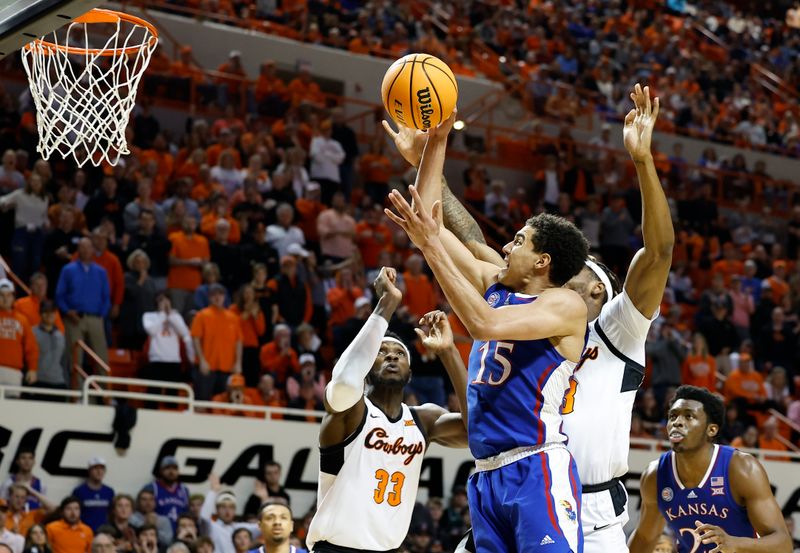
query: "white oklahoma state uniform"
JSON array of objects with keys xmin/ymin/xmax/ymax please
[
  {"xmin": 307, "ymin": 396, "xmax": 427, "ymax": 552},
  {"xmin": 562, "ymin": 290, "xmax": 657, "ymax": 552}
]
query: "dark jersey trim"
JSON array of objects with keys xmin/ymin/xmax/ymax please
[
  {"xmin": 319, "ymin": 407, "xmax": 368, "ymax": 476},
  {"xmin": 593, "ymin": 320, "xmax": 646, "ymax": 393}
]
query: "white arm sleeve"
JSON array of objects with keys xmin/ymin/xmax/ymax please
[{"xmin": 325, "ymin": 313, "xmax": 389, "ymax": 412}]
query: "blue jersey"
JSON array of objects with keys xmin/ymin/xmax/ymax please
[
  {"xmin": 145, "ymin": 480, "xmax": 190, "ymax": 530},
  {"xmin": 466, "ymin": 284, "xmax": 579, "ymax": 459},
  {"xmin": 72, "ymin": 482, "xmax": 115, "ymax": 531},
  {"xmin": 656, "ymin": 445, "xmax": 755, "ymax": 552},
  {"xmin": 249, "ymin": 546, "xmax": 307, "ymax": 553}
]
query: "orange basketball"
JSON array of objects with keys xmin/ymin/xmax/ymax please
[{"xmin": 381, "ymin": 53, "xmax": 458, "ymax": 131}]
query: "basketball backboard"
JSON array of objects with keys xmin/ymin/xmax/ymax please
[{"xmin": 0, "ymin": 0, "xmax": 101, "ymax": 58}]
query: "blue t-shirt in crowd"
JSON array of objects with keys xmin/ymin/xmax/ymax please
[{"xmin": 72, "ymin": 482, "xmax": 115, "ymax": 531}]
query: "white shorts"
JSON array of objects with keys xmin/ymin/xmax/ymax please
[{"xmin": 581, "ymin": 480, "xmax": 629, "ymax": 553}]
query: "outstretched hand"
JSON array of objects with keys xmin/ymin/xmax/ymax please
[
  {"xmin": 374, "ymin": 266, "xmax": 403, "ymax": 307},
  {"xmin": 382, "ymin": 120, "xmax": 427, "ymax": 168},
  {"xmin": 623, "ymin": 83, "xmax": 660, "ymax": 162},
  {"xmin": 384, "ymin": 185, "xmax": 442, "ymax": 250},
  {"xmin": 414, "ymin": 310, "xmax": 454, "ymax": 354}
]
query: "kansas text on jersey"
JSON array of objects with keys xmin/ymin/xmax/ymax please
[{"xmin": 656, "ymin": 445, "xmax": 755, "ymax": 552}]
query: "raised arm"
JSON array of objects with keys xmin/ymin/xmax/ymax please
[
  {"xmin": 319, "ymin": 267, "xmax": 402, "ymax": 447},
  {"xmin": 383, "ymin": 118, "xmax": 504, "ymax": 278},
  {"xmin": 693, "ymin": 452, "xmax": 792, "ymax": 553},
  {"xmin": 622, "ymin": 84, "xmax": 674, "ymax": 318},
  {"xmin": 628, "ymin": 461, "xmax": 666, "ymax": 553},
  {"xmin": 386, "ymin": 186, "xmax": 586, "ymax": 348}
]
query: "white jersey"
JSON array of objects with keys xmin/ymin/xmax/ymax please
[
  {"xmin": 562, "ymin": 290, "xmax": 657, "ymax": 485},
  {"xmin": 306, "ymin": 397, "xmax": 427, "ymax": 552}
]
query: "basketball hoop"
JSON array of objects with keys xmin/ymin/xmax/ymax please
[{"xmin": 20, "ymin": 8, "xmax": 158, "ymax": 167}]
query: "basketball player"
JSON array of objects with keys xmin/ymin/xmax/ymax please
[
  {"xmin": 384, "ymin": 83, "xmax": 673, "ymax": 552},
  {"xmin": 306, "ymin": 267, "xmax": 468, "ymax": 553},
  {"xmin": 254, "ymin": 502, "xmax": 306, "ymax": 553},
  {"xmin": 628, "ymin": 385, "xmax": 792, "ymax": 553},
  {"xmin": 385, "ymin": 127, "xmax": 589, "ymax": 551}
]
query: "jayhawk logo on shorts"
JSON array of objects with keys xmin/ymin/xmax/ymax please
[{"xmin": 560, "ymin": 500, "xmax": 577, "ymax": 522}]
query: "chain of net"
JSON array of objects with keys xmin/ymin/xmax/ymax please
[{"xmin": 21, "ymin": 18, "xmax": 157, "ymax": 167}]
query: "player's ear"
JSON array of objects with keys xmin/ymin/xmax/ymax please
[
  {"xmin": 536, "ymin": 252, "xmax": 551, "ymax": 269},
  {"xmin": 707, "ymin": 423, "xmax": 719, "ymax": 440},
  {"xmin": 590, "ymin": 281, "xmax": 606, "ymax": 301}
]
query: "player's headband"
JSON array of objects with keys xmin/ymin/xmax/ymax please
[
  {"xmin": 585, "ymin": 259, "xmax": 615, "ymax": 304},
  {"xmin": 381, "ymin": 337, "xmax": 411, "ymax": 360}
]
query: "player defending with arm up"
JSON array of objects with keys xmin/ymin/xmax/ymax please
[
  {"xmin": 306, "ymin": 267, "xmax": 467, "ymax": 553},
  {"xmin": 386, "ymin": 116, "xmax": 588, "ymax": 551},
  {"xmin": 629, "ymin": 385, "xmax": 792, "ymax": 553}
]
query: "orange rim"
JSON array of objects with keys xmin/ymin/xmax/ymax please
[{"xmin": 22, "ymin": 8, "xmax": 158, "ymax": 57}]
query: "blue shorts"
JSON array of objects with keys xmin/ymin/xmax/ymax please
[{"xmin": 467, "ymin": 445, "xmax": 583, "ymax": 553}]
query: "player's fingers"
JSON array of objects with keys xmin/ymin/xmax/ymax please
[
  {"xmin": 652, "ymin": 96, "xmax": 660, "ymax": 120},
  {"xmin": 414, "ymin": 328, "xmax": 427, "ymax": 341},
  {"xmin": 386, "ymin": 267, "xmax": 396, "ymax": 281},
  {"xmin": 384, "ymin": 208, "xmax": 407, "ymax": 228},
  {"xmin": 389, "ymin": 189, "xmax": 416, "ymax": 220},
  {"xmin": 381, "ymin": 119, "xmax": 398, "ymax": 138},
  {"xmin": 644, "ymin": 85, "xmax": 652, "ymax": 114},
  {"xmin": 432, "ymin": 200, "xmax": 443, "ymax": 225},
  {"xmin": 624, "ymin": 109, "xmax": 635, "ymax": 126},
  {"xmin": 408, "ymin": 185, "xmax": 425, "ymax": 213}
]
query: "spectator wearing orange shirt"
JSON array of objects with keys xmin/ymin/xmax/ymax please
[
  {"xmin": 258, "ymin": 324, "xmax": 299, "ymax": 386},
  {"xmin": 211, "ymin": 374, "xmax": 260, "ymax": 418},
  {"xmin": 402, "ymin": 254, "xmax": 438, "ymax": 320},
  {"xmin": 0, "ymin": 279, "xmax": 38, "ymax": 391},
  {"xmin": 730, "ymin": 424, "xmax": 758, "ymax": 450},
  {"xmin": 294, "ymin": 183, "xmax": 325, "ymax": 248},
  {"xmin": 249, "ymin": 374, "xmax": 287, "ymax": 416},
  {"xmin": 765, "ymin": 260, "xmax": 790, "ymax": 305},
  {"xmin": 191, "ymin": 284, "xmax": 243, "ymax": 400},
  {"xmin": 355, "ymin": 205, "xmax": 391, "ymax": 270},
  {"xmin": 167, "ymin": 216, "xmax": 210, "ymax": 317},
  {"xmin": 205, "ymin": 129, "xmax": 241, "ymax": 169},
  {"xmin": 14, "ymin": 273, "xmax": 63, "ymax": 332},
  {"xmin": 216, "ymin": 50, "xmax": 248, "ymax": 108},
  {"xmin": 359, "ymin": 138, "xmax": 392, "ymax": 205},
  {"xmin": 757, "ymin": 416, "xmax": 789, "ymax": 461},
  {"xmin": 200, "ymin": 195, "xmax": 241, "ymax": 245},
  {"xmin": 254, "ymin": 61, "xmax": 289, "ymax": 117},
  {"xmin": 681, "ymin": 333, "xmax": 717, "ymax": 391},
  {"xmin": 46, "ymin": 497, "xmax": 93, "ymax": 553},
  {"xmin": 286, "ymin": 68, "xmax": 325, "ymax": 108},
  {"xmin": 723, "ymin": 352, "xmax": 767, "ymax": 425},
  {"xmin": 230, "ymin": 284, "xmax": 266, "ymax": 387},
  {"xmin": 326, "ymin": 268, "xmax": 363, "ymax": 330}
]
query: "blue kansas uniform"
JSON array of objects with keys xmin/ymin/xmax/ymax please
[
  {"xmin": 466, "ymin": 283, "xmax": 584, "ymax": 552},
  {"xmin": 656, "ymin": 444, "xmax": 756, "ymax": 552}
]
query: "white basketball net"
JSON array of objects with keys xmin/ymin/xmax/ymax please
[{"xmin": 20, "ymin": 10, "xmax": 158, "ymax": 167}]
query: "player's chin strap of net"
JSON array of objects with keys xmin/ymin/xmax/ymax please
[{"xmin": 585, "ymin": 259, "xmax": 615, "ymax": 305}]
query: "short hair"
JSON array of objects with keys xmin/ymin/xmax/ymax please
[
  {"xmin": 39, "ymin": 299, "xmax": 56, "ymax": 315},
  {"xmin": 136, "ymin": 523, "xmax": 158, "ymax": 537},
  {"xmin": 257, "ymin": 499, "xmax": 291, "ymax": 519},
  {"xmin": 231, "ymin": 528, "xmax": 252, "ymax": 544},
  {"xmin": 176, "ymin": 513, "xmax": 197, "ymax": 526},
  {"xmin": 167, "ymin": 543, "xmax": 191, "ymax": 553},
  {"xmin": 525, "ymin": 213, "xmax": 588, "ymax": 286},
  {"xmin": 671, "ymin": 385, "xmax": 725, "ymax": 429},
  {"xmin": 60, "ymin": 495, "xmax": 80, "ymax": 510},
  {"xmin": 94, "ymin": 525, "xmax": 120, "ymax": 540}
]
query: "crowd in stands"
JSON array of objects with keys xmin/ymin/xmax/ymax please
[
  {"xmin": 0, "ymin": 5, "xmax": 800, "ymax": 552},
  {"xmin": 154, "ymin": 0, "xmax": 800, "ymax": 157}
]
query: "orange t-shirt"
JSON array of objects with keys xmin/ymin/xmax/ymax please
[
  {"xmin": 14, "ymin": 296, "xmax": 64, "ymax": 332},
  {"xmin": 403, "ymin": 272, "xmax": 438, "ymax": 319},
  {"xmin": 681, "ymin": 354, "xmax": 717, "ymax": 391},
  {"xmin": 6, "ymin": 508, "xmax": 45, "ymax": 536},
  {"xmin": 711, "ymin": 259, "xmax": 744, "ymax": 287},
  {"xmin": 0, "ymin": 309, "xmax": 38, "ymax": 371},
  {"xmin": 211, "ymin": 390, "xmax": 261, "ymax": 418},
  {"xmin": 190, "ymin": 306, "xmax": 242, "ymax": 372},
  {"xmin": 723, "ymin": 370, "xmax": 766, "ymax": 402},
  {"xmin": 258, "ymin": 342, "xmax": 300, "ymax": 384},
  {"xmin": 46, "ymin": 519, "xmax": 94, "ymax": 553},
  {"xmin": 326, "ymin": 287, "xmax": 364, "ymax": 327},
  {"xmin": 295, "ymin": 198, "xmax": 326, "ymax": 243},
  {"xmin": 355, "ymin": 222, "xmax": 391, "ymax": 269},
  {"xmin": 758, "ymin": 436, "xmax": 789, "ymax": 461},
  {"xmin": 200, "ymin": 213, "xmax": 242, "ymax": 244},
  {"xmin": 229, "ymin": 305, "xmax": 266, "ymax": 348},
  {"xmin": 359, "ymin": 153, "xmax": 392, "ymax": 184},
  {"xmin": 167, "ymin": 232, "xmax": 210, "ymax": 291},
  {"xmin": 205, "ymin": 145, "xmax": 242, "ymax": 169}
]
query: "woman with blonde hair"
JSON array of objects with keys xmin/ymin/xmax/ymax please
[
  {"xmin": 119, "ymin": 249, "xmax": 158, "ymax": 349},
  {"xmin": 0, "ymin": 173, "xmax": 49, "ymax": 281}
]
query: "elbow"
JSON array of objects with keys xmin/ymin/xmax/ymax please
[
  {"xmin": 465, "ymin": 318, "xmax": 493, "ymax": 342},
  {"xmin": 325, "ymin": 382, "xmax": 363, "ymax": 413}
]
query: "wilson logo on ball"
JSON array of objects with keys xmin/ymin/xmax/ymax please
[{"xmin": 416, "ymin": 87, "xmax": 434, "ymax": 129}]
